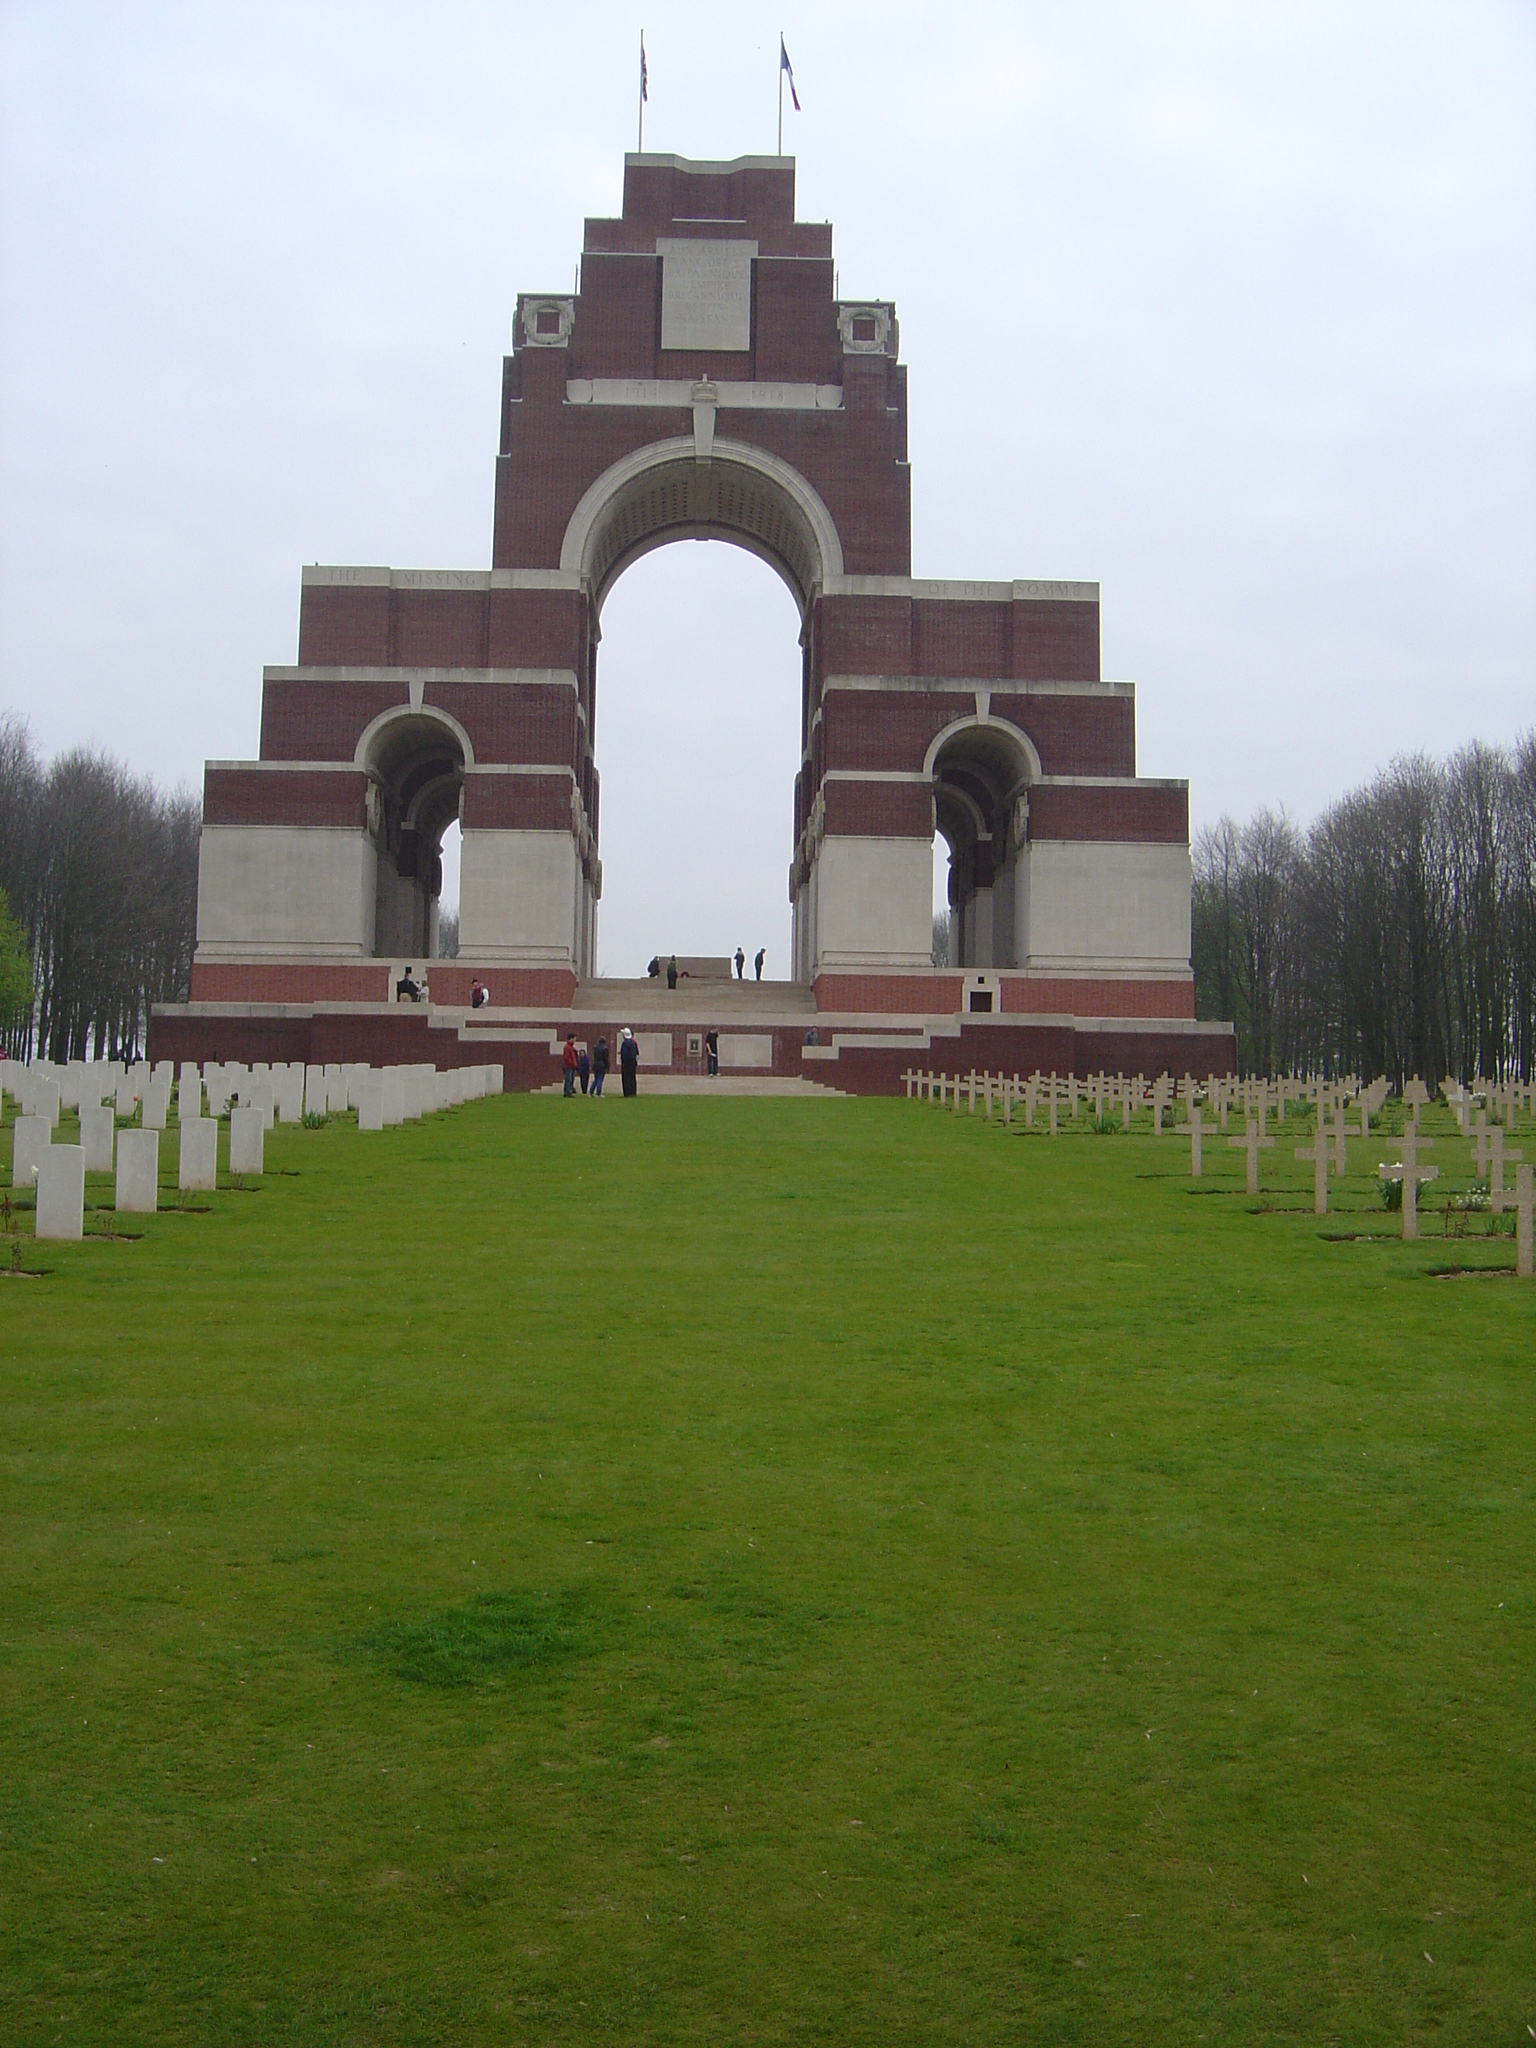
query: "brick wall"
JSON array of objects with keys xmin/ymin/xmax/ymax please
[
  {"xmin": 203, "ymin": 767, "xmax": 367, "ymax": 829},
  {"xmin": 1028, "ymin": 783, "xmax": 1187, "ymax": 844},
  {"xmin": 822, "ymin": 780, "xmax": 933, "ymax": 837}
]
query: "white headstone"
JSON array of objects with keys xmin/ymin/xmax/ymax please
[
  {"xmin": 179, "ymin": 1116, "xmax": 218, "ymax": 1192},
  {"xmin": 35, "ymin": 1144, "xmax": 85, "ymax": 1240},
  {"xmin": 304, "ymin": 1064, "xmax": 327, "ymax": 1118},
  {"xmin": 34, "ymin": 1077, "xmax": 61, "ymax": 1128},
  {"xmin": 274, "ymin": 1066, "xmax": 303, "ymax": 1123},
  {"xmin": 381, "ymin": 1071, "xmax": 406, "ymax": 1126},
  {"xmin": 356, "ymin": 1078, "xmax": 385, "ymax": 1131},
  {"xmin": 142, "ymin": 1077, "xmax": 171, "ymax": 1131},
  {"xmin": 80, "ymin": 1105, "xmax": 115, "ymax": 1174},
  {"xmin": 243, "ymin": 1082, "xmax": 275, "ymax": 1132},
  {"xmin": 115, "ymin": 1128, "xmax": 159, "ymax": 1214},
  {"xmin": 12, "ymin": 1114, "xmax": 51, "ymax": 1189},
  {"xmin": 178, "ymin": 1072, "xmax": 202, "ymax": 1123},
  {"xmin": 229, "ymin": 1105, "xmax": 265, "ymax": 1175}
]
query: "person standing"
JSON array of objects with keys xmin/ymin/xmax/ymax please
[
  {"xmin": 705, "ymin": 1027, "xmax": 719, "ymax": 1077},
  {"xmin": 666, "ymin": 956, "xmax": 678, "ymax": 990},
  {"xmin": 591, "ymin": 1035, "xmax": 609, "ymax": 1096},
  {"xmin": 754, "ymin": 947, "xmax": 765, "ymax": 981},
  {"xmin": 561, "ymin": 1033, "xmax": 578, "ymax": 1097},
  {"xmin": 619, "ymin": 1028, "xmax": 640, "ymax": 1097},
  {"xmin": 734, "ymin": 946, "xmax": 745, "ymax": 980},
  {"xmin": 577, "ymin": 1043, "xmax": 591, "ymax": 1095}
]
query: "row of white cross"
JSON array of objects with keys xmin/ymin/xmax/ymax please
[
  {"xmin": 900, "ymin": 1065, "xmax": 1534, "ymax": 1278},
  {"xmin": 1, "ymin": 1055, "xmax": 503, "ymax": 1243}
]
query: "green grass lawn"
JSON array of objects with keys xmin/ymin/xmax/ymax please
[{"xmin": 1, "ymin": 1089, "xmax": 1531, "ymax": 2045}]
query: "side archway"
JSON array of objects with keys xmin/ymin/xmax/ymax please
[
  {"xmin": 927, "ymin": 716, "xmax": 1039, "ymax": 970},
  {"xmin": 356, "ymin": 706, "xmax": 469, "ymax": 961}
]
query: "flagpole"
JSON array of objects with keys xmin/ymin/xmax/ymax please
[
  {"xmin": 638, "ymin": 30, "xmax": 645, "ymax": 152},
  {"xmin": 777, "ymin": 31, "xmax": 783, "ymax": 154}
]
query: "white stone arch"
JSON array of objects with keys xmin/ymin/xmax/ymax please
[
  {"xmin": 922, "ymin": 712, "xmax": 1042, "ymax": 791},
  {"xmin": 352, "ymin": 700, "xmax": 477, "ymax": 774},
  {"xmin": 559, "ymin": 435, "xmax": 846, "ymax": 622}
]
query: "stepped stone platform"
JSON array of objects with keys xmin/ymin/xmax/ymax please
[{"xmin": 149, "ymin": 975, "xmax": 1235, "ymax": 1098}]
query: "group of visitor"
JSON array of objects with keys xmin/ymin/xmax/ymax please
[{"xmin": 562, "ymin": 1028, "xmax": 639, "ymax": 1098}]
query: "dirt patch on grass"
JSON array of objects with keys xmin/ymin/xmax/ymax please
[{"xmin": 1426, "ymin": 1264, "xmax": 1516, "ymax": 1280}]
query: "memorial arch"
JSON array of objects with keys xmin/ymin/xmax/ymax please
[{"xmin": 176, "ymin": 149, "xmax": 1233, "ymax": 1085}]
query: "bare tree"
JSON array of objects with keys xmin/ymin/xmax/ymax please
[
  {"xmin": 0, "ymin": 717, "xmax": 200, "ymax": 1059},
  {"xmin": 1194, "ymin": 735, "xmax": 1536, "ymax": 1083}
]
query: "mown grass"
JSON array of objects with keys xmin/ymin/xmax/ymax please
[{"xmin": 0, "ymin": 1088, "xmax": 1531, "ymax": 2044}]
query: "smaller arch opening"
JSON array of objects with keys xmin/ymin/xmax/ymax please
[
  {"xmin": 362, "ymin": 711, "xmax": 466, "ymax": 962},
  {"xmin": 930, "ymin": 720, "xmax": 1037, "ymax": 971}
]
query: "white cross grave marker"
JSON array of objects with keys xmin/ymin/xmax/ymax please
[
  {"xmin": 1492, "ymin": 1162, "xmax": 1534, "ymax": 1279},
  {"xmin": 1229, "ymin": 1118, "xmax": 1275, "ymax": 1196},
  {"xmin": 1379, "ymin": 1131, "xmax": 1437, "ymax": 1242},
  {"xmin": 1295, "ymin": 1129, "xmax": 1330, "ymax": 1216},
  {"xmin": 1489, "ymin": 1126, "xmax": 1522, "ymax": 1199}
]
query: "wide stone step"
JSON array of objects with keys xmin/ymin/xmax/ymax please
[{"xmin": 573, "ymin": 977, "xmax": 819, "ymax": 1018}]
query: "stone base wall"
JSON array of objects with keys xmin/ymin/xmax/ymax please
[{"xmin": 149, "ymin": 1001, "xmax": 1235, "ymax": 1092}]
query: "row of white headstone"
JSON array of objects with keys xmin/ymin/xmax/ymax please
[{"xmin": 2, "ymin": 1056, "xmax": 503, "ymax": 1242}]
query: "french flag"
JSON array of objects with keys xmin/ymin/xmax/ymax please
[{"xmin": 780, "ymin": 36, "xmax": 800, "ymax": 111}]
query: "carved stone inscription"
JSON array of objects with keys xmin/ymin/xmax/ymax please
[{"xmin": 658, "ymin": 238, "xmax": 757, "ymax": 352}]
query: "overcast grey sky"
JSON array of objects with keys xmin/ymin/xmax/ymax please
[{"xmin": 2, "ymin": 2, "xmax": 1532, "ymax": 975}]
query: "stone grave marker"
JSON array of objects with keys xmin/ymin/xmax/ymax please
[
  {"xmin": 1489, "ymin": 1127, "xmax": 1522, "ymax": 1199},
  {"xmin": 1295, "ymin": 1129, "xmax": 1330, "ymax": 1216},
  {"xmin": 1183, "ymin": 1106, "xmax": 1203, "ymax": 1178},
  {"xmin": 12, "ymin": 1114, "xmax": 51, "ymax": 1189},
  {"xmin": 243, "ymin": 1082, "xmax": 275, "ymax": 1132},
  {"xmin": 34, "ymin": 1077, "xmax": 61, "ymax": 1129},
  {"xmin": 357, "ymin": 1079, "xmax": 385, "ymax": 1132},
  {"xmin": 142, "ymin": 1075, "xmax": 171, "ymax": 1131},
  {"xmin": 35, "ymin": 1145, "xmax": 85, "ymax": 1240},
  {"xmin": 1492, "ymin": 1161, "xmax": 1534, "ymax": 1279},
  {"xmin": 229, "ymin": 1105, "xmax": 265, "ymax": 1175},
  {"xmin": 80, "ymin": 1105, "xmax": 115, "ymax": 1174},
  {"xmin": 1379, "ymin": 1131, "xmax": 1437, "ymax": 1241},
  {"xmin": 1228, "ymin": 1118, "xmax": 1275, "ymax": 1196},
  {"xmin": 116, "ymin": 1129, "xmax": 160, "ymax": 1214},
  {"xmin": 1403, "ymin": 1077, "xmax": 1429, "ymax": 1132},
  {"xmin": 304, "ymin": 1064, "xmax": 327, "ymax": 1118},
  {"xmin": 179, "ymin": 1117, "xmax": 218, "ymax": 1192},
  {"xmin": 1471, "ymin": 1112, "xmax": 1491, "ymax": 1180}
]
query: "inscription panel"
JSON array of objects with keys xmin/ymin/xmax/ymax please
[{"xmin": 658, "ymin": 238, "xmax": 757, "ymax": 352}]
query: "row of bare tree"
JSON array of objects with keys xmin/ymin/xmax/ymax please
[
  {"xmin": 1194, "ymin": 737, "xmax": 1536, "ymax": 1085},
  {"xmin": 0, "ymin": 714, "xmax": 200, "ymax": 1062}
]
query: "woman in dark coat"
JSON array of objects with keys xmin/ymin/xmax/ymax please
[
  {"xmin": 619, "ymin": 1028, "xmax": 640, "ymax": 1097},
  {"xmin": 591, "ymin": 1035, "xmax": 609, "ymax": 1096}
]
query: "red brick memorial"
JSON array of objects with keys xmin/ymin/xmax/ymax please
[{"xmin": 154, "ymin": 152, "xmax": 1234, "ymax": 1093}]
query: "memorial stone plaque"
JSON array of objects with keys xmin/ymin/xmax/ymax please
[{"xmin": 658, "ymin": 238, "xmax": 757, "ymax": 352}]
